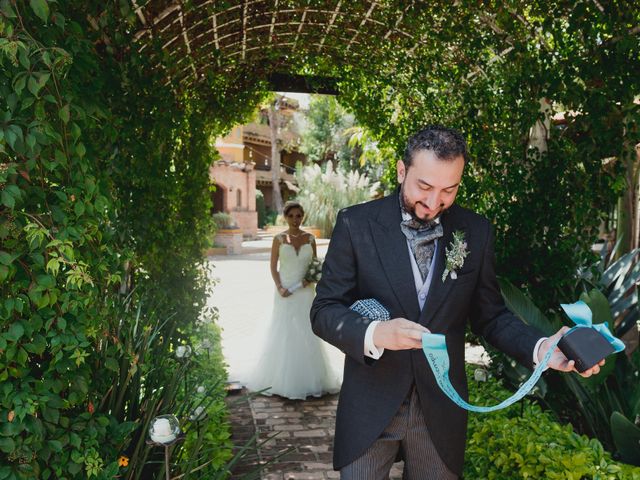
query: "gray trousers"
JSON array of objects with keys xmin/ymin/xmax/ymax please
[{"xmin": 340, "ymin": 386, "xmax": 458, "ymax": 480}]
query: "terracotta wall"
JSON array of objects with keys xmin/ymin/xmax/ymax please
[
  {"xmin": 232, "ymin": 211, "xmax": 257, "ymax": 236},
  {"xmin": 210, "ymin": 162, "xmax": 258, "ymax": 237}
]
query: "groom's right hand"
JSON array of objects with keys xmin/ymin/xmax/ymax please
[{"xmin": 373, "ymin": 318, "xmax": 430, "ymax": 350}]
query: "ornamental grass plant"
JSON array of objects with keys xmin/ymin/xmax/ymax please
[{"xmin": 293, "ymin": 162, "xmax": 379, "ymax": 238}]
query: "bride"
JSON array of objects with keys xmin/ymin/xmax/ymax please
[{"xmin": 246, "ymin": 201, "xmax": 342, "ymax": 400}]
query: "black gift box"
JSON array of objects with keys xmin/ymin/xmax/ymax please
[{"xmin": 557, "ymin": 327, "xmax": 615, "ymax": 373}]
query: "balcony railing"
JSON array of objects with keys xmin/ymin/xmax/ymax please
[{"xmin": 255, "ymin": 166, "xmax": 296, "ymax": 186}]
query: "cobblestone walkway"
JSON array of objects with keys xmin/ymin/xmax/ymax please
[{"xmin": 226, "ymin": 391, "xmax": 403, "ymax": 480}]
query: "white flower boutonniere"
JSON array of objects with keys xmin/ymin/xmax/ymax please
[{"xmin": 442, "ymin": 230, "xmax": 469, "ymax": 282}]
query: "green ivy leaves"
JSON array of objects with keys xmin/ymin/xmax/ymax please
[
  {"xmin": 1, "ymin": 184, "xmax": 21, "ymax": 209},
  {"xmin": 59, "ymin": 104, "xmax": 70, "ymax": 124},
  {"xmin": 0, "ymin": 1, "xmax": 232, "ymax": 477},
  {"xmin": 29, "ymin": 0, "xmax": 49, "ymax": 24},
  {"xmin": 0, "ymin": 2, "xmax": 126, "ymax": 477}
]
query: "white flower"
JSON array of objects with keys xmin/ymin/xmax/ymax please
[{"xmin": 196, "ymin": 385, "xmax": 205, "ymax": 394}]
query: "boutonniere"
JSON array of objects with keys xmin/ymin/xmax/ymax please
[{"xmin": 442, "ymin": 230, "xmax": 469, "ymax": 282}]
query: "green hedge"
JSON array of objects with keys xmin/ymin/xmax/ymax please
[
  {"xmin": 0, "ymin": 2, "xmax": 251, "ymax": 478},
  {"xmin": 465, "ymin": 367, "xmax": 640, "ymax": 479}
]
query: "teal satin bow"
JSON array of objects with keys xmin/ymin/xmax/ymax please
[{"xmin": 560, "ymin": 300, "xmax": 625, "ymax": 354}]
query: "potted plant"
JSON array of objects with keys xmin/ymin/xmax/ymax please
[{"xmin": 208, "ymin": 213, "xmax": 243, "ymax": 255}]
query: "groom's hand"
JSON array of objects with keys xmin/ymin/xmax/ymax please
[
  {"xmin": 538, "ymin": 326, "xmax": 605, "ymax": 378},
  {"xmin": 373, "ymin": 318, "xmax": 430, "ymax": 350}
]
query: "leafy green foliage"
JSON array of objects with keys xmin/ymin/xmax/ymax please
[
  {"xmin": 212, "ymin": 212, "xmax": 237, "ymax": 230},
  {"xmin": 345, "ymin": 125, "xmax": 399, "ymax": 192},
  {"xmin": 0, "ymin": 2, "xmax": 131, "ymax": 477},
  {"xmin": 465, "ymin": 366, "xmax": 640, "ymax": 479},
  {"xmin": 0, "ymin": 1, "xmax": 254, "ymax": 477},
  {"xmin": 299, "ymin": 94, "xmax": 357, "ymax": 166},
  {"xmin": 3, "ymin": 0, "xmax": 639, "ymax": 478},
  {"xmin": 336, "ymin": 1, "xmax": 639, "ymax": 311},
  {"xmin": 578, "ymin": 245, "xmax": 640, "ymax": 339},
  {"xmin": 611, "ymin": 411, "xmax": 640, "ymax": 467},
  {"xmin": 497, "ymin": 280, "xmax": 640, "ymax": 462}
]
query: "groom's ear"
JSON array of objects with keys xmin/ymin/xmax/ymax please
[{"xmin": 397, "ymin": 160, "xmax": 406, "ymax": 183}]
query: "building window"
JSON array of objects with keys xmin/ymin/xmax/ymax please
[{"xmin": 236, "ymin": 189, "xmax": 242, "ymax": 209}]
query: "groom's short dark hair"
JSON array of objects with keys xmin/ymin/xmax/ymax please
[{"xmin": 404, "ymin": 125, "xmax": 470, "ymax": 167}]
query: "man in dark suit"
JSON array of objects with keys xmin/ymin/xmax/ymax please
[{"xmin": 310, "ymin": 125, "xmax": 603, "ymax": 479}]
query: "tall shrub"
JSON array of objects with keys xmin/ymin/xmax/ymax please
[{"xmin": 338, "ymin": 2, "xmax": 637, "ymax": 310}]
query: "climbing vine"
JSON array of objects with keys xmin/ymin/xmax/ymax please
[
  {"xmin": 0, "ymin": 1, "xmax": 131, "ymax": 476},
  {"xmin": 0, "ymin": 1, "xmax": 265, "ymax": 478}
]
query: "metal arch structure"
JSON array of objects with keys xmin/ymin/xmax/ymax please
[{"xmin": 127, "ymin": 0, "xmax": 431, "ymax": 93}]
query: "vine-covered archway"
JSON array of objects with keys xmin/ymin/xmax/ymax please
[{"xmin": 1, "ymin": 1, "xmax": 639, "ymax": 478}]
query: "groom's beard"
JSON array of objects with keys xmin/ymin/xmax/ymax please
[{"xmin": 400, "ymin": 182, "xmax": 446, "ymax": 224}]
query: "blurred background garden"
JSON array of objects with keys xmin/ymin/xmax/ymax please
[{"xmin": 1, "ymin": 0, "xmax": 640, "ymax": 478}]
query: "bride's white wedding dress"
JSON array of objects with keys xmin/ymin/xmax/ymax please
[{"xmin": 246, "ymin": 241, "xmax": 342, "ymax": 400}]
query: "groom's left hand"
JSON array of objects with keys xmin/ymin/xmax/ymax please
[{"xmin": 538, "ymin": 326, "xmax": 605, "ymax": 378}]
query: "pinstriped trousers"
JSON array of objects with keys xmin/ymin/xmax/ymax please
[{"xmin": 340, "ymin": 386, "xmax": 458, "ymax": 480}]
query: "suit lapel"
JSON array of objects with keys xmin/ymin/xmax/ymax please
[
  {"xmin": 370, "ymin": 195, "xmax": 421, "ymax": 322},
  {"xmin": 419, "ymin": 207, "xmax": 459, "ymax": 326}
]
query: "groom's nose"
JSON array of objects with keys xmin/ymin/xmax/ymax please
[{"xmin": 424, "ymin": 191, "xmax": 441, "ymax": 210}]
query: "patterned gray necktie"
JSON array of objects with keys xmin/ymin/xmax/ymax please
[{"xmin": 400, "ymin": 217, "xmax": 444, "ymax": 281}]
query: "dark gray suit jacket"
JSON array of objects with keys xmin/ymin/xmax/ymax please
[{"xmin": 310, "ymin": 192, "xmax": 543, "ymax": 475}]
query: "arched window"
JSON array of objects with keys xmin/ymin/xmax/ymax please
[{"xmin": 236, "ymin": 189, "xmax": 242, "ymax": 209}]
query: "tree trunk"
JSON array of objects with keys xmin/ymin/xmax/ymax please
[
  {"xmin": 616, "ymin": 144, "xmax": 640, "ymax": 255},
  {"xmin": 527, "ymin": 98, "xmax": 551, "ymax": 155},
  {"xmin": 268, "ymin": 104, "xmax": 283, "ymax": 214}
]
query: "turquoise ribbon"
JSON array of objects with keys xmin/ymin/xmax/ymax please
[
  {"xmin": 422, "ymin": 332, "xmax": 553, "ymax": 412},
  {"xmin": 421, "ymin": 300, "xmax": 625, "ymax": 412}
]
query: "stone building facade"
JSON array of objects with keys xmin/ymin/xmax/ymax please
[{"xmin": 211, "ymin": 96, "xmax": 305, "ymax": 238}]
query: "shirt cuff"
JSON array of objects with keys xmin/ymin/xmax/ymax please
[
  {"xmin": 364, "ymin": 321, "xmax": 384, "ymax": 360},
  {"xmin": 532, "ymin": 337, "xmax": 549, "ymax": 371}
]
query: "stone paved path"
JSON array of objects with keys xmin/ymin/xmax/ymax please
[{"xmin": 226, "ymin": 391, "xmax": 404, "ymax": 480}]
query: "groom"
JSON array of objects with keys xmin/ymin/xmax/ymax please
[{"xmin": 310, "ymin": 125, "xmax": 603, "ymax": 479}]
